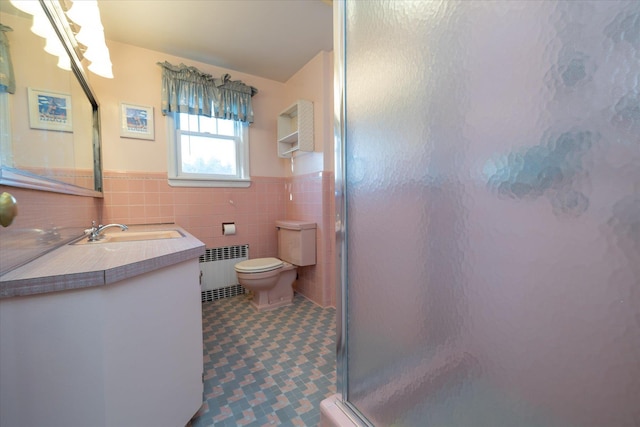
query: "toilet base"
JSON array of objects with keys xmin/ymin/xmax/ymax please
[
  {"xmin": 246, "ymin": 267, "xmax": 296, "ymax": 311},
  {"xmin": 249, "ymin": 292, "xmax": 293, "ymax": 311}
]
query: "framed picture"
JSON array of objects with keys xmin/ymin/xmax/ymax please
[
  {"xmin": 27, "ymin": 88, "xmax": 73, "ymax": 132},
  {"xmin": 120, "ymin": 103, "xmax": 154, "ymax": 140}
]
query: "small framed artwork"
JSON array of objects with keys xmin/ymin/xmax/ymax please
[
  {"xmin": 27, "ymin": 88, "xmax": 73, "ymax": 132},
  {"xmin": 120, "ymin": 103, "xmax": 154, "ymax": 140}
]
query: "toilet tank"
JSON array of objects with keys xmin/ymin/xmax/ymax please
[{"xmin": 276, "ymin": 220, "xmax": 316, "ymax": 266}]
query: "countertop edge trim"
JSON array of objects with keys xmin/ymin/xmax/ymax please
[{"xmin": 0, "ymin": 226, "xmax": 206, "ymax": 299}]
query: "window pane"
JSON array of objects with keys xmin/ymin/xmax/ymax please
[
  {"xmin": 200, "ymin": 115, "xmax": 216, "ymax": 133},
  {"xmin": 177, "ymin": 113, "xmax": 189, "ymax": 130},
  {"xmin": 217, "ymin": 118, "xmax": 235, "ymax": 136},
  {"xmin": 180, "ymin": 134, "xmax": 237, "ymax": 175},
  {"xmin": 186, "ymin": 114, "xmax": 199, "ymax": 131}
]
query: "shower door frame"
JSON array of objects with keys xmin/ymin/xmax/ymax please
[{"xmin": 333, "ymin": 1, "xmax": 373, "ymax": 425}]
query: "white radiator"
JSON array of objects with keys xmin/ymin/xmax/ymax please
[{"xmin": 199, "ymin": 244, "xmax": 248, "ymax": 302}]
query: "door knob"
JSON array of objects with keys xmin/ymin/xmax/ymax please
[{"xmin": 0, "ymin": 192, "xmax": 18, "ymax": 227}]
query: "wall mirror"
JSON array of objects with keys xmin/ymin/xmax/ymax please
[{"xmin": 0, "ymin": 0, "xmax": 102, "ymax": 197}]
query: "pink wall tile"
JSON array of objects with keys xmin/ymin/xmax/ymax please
[
  {"xmin": 0, "ymin": 185, "xmax": 102, "ymax": 274},
  {"xmin": 143, "ymin": 179, "xmax": 159, "ymax": 193},
  {"xmin": 128, "ymin": 179, "xmax": 145, "ymax": 193},
  {"xmin": 110, "ymin": 193, "xmax": 130, "ymax": 206},
  {"xmin": 282, "ymin": 171, "xmax": 335, "ymax": 307},
  {"xmin": 3, "ymin": 172, "xmax": 336, "ymax": 308}
]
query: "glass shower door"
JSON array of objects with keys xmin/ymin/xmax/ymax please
[{"xmin": 337, "ymin": 1, "xmax": 640, "ymax": 426}]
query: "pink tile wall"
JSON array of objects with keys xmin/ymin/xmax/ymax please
[
  {"xmin": 284, "ymin": 172, "xmax": 336, "ymax": 307},
  {"xmin": 102, "ymin": 172, "xmax": 287, "ymax": 259},
  {"xmin": 19, "ymin": 168, "xmax": 95, "ymax": 190},
  {"xmin": 0, "ymin": 186, "xmax": 101, "ymax": 229},
  {"xmin": 1, "ymin": 171, "xmax": 336, "ymax": 307},
  {"xmin": 101, "ymin": 171, "xmax": 336, "ymax": 307},
  {"xmin": 0, "ymin": 185, "xmax": 102, "ymax": 274}
]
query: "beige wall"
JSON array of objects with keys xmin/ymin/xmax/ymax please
[
  {"xmin": 87, "ymin": 40, "xmax": 289, "ymax": 177},
  {"xmin": 5, "ymin": 12, "xmax": 93, "ymax": 171},
  {"xmin": 87, "ymin": 41, "xmax": 334, "ymax": 178}
]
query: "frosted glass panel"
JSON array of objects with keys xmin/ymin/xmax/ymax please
[{"xmin": 343, "ymin": 1, "xmax": 640, "ymax": 426}]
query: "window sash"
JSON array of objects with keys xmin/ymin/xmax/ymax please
[
  {"xmin": 176, "ymin": 130, "xmax": 241, "ymax": 179},
  {"xmin": 167, "ymin": 114, "xmax": 250, "ymax": 188}
]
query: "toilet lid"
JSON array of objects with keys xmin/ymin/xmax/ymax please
[{"xmin": 235, "ymin": 257, "xmax": 283, "ymax": 273}]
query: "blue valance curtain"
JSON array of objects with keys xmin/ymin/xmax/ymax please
[
  {"xmin": 0, "ymin": 24, "xmax": 16, "ymax": 94},
  {"xmin": 214, "ymin": 73, "xmax": 258, "ymax": 123},
  {"xmin": 157, "ymin": 61, "xmax": 258, "ymax": 123}
]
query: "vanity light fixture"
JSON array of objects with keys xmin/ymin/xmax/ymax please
[
  {"xmin": 65, "ymin": 0, "xmax": 113, "ymax": 78},
  {"xmin": 10, "ymin": 0, "xmax": 69, "ymax": 70},
  {"xmin": 9, "ymin": 0, "xmax": 113, "ymax": 78}
]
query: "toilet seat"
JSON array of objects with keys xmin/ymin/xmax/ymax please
[{"xmin": 235, "ymin": 257, "xmax": 283, "ymax": 273}]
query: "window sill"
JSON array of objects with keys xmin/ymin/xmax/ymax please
[{"xmin": 168, "ymin": 177, "xmax": 251, "ymax": 188}]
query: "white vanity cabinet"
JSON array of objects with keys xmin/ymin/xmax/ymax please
[
  {"xmin": 277, "ymin": 99, "xmax": 314, "ymax": 158},
  {"xmin": 0, "ymin": 259, "xmax": 204, "ymax": 427}
]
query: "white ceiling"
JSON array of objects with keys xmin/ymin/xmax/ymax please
[{"xmin": 98, "ymin": 0, "xmax": 334, "ymax": 83}]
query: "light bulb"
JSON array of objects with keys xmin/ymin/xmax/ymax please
[
  {"xmin": 44, "ymin": 34, "xmax": 66, "ymax": 57},
  {"xmin": 30, "ymin": 10, "xmax": 52, "ymax": 39},
  {"xmin": 57, "ymin": 54, "xmax": 71, "ymax": 71},
  {"xmin": 65, "ymin": 0, "xmax": 101, "ymax": 27},
  {"xmin": 8, "ymin": 0, "xmax": 41, "ymax": 16},
  {"xmin": 88, "ymin": 59, "xmax": 113, "ymax": 79},
  {"xmin": 75, "ymin": 24, "xmax": 105, "ymax": 49}
]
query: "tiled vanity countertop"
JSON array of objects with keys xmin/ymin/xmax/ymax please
[{"xmin": 0, "ymin": 224, "xmax": 205, "ymax": 298}]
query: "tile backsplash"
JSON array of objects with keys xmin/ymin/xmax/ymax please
[{"xmin": 0, "ymin": 185, "xmax": 101, "ymax": 275}]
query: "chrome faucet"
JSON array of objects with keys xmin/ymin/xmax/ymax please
[{"xmin": 87, "ymin": 221, "xmax": 128, "ymax": 241}]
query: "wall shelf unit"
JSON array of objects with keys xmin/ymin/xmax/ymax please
[{"xmin": 277, "ymin": 99, "xmax": 314, "ymax": 158}]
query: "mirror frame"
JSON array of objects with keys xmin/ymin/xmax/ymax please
[{"xmin": 0, "ymin": 0, "xmax": 103, "ymax": 197}]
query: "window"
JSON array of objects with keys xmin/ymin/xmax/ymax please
[{"xmin": 167, "ymin": 113, "xmax": 250, "ymax": 187}]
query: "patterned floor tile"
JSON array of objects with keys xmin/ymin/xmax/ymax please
[{"xmin": 188, "ymin": 293, "xmax": 336, "ymax": 426}]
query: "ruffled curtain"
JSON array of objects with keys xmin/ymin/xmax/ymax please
[
  {"xmin": 213, "ymin": 74, "xmax": 258, "ymax": 123},
  {"xmin": 157, "ymin": 61, "xmax": 216, "ymax": 116},
  {"xmin": 157, "ymin": 61, "xmax": 258, "ymax": 123},
  {"xmin": 0, "ymin": 24, "xmax": 16, "ymax": 94}
]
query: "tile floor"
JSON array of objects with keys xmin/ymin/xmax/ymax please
[{"xmin": 188, "ymin": 293, "xmax": 337, "ymax": 426}]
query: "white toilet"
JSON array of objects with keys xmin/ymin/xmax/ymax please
[{"xmin": 235, "ymin": 220, "xmax": 316, "ymax": 311}]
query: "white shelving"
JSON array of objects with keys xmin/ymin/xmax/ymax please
[{"xmin": 277, "ymin": 99, "xmax": 314, "ymax": 158}]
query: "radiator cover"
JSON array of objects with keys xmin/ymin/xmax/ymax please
[{"xmin": 199, "ymin": 244, "xmax": 249, "ymax": 302}]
